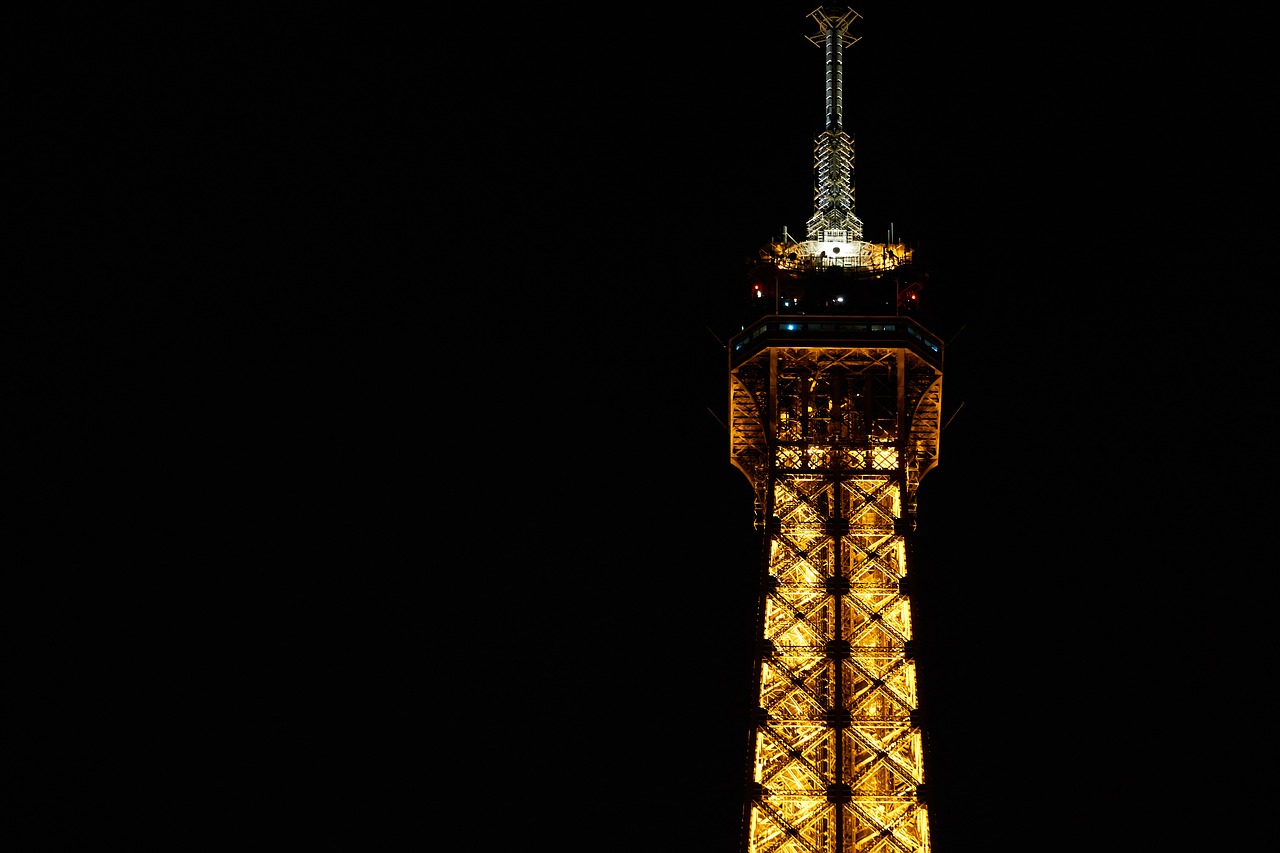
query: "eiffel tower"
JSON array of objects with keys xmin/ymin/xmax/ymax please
[{"xmin": 729, "ymin": 8, "xmax": 940, "ymax": 852}]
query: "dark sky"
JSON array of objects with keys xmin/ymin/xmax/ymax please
[{"xmin": 24, "ymin": 3, "xmax": 1263, "ymax": 849}]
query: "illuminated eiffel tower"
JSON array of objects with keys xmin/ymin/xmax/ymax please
[{"xmin": 729, "ymin": 8, "xmax": 939, "ymax": 852}]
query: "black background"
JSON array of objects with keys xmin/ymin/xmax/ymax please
[{"xmin": 20, "ymin": 2, "xmax": 1268, "ymax": 849}]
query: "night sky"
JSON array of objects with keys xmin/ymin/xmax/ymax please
[{"xmin": 25, "ymin": 3, "xmax": 1262, "ymax": 848}]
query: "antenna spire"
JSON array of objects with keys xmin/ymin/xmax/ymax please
[
  {"xmin": 805, "ymin": 6, "xmax": 862, "ymax": 132},
  {"xmin": 804, "ymin": 7, "xmax": 863, "ymax": 243}
]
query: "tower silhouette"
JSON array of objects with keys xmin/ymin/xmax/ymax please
[{"xmin": 729, "ymin": 8, "xmax": 939, "ymax": 852}]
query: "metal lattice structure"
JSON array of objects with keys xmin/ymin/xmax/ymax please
[
  {"xmin": 805, "ymin": 7, "xmax": 863, "ymax": 245},
  {"xmin": 728, "ymin": 9, "xmax": 941, "ymax": 853},
  {"xmin": 729, "ymin": 321, "xmax": 940, "ymax": 853}
]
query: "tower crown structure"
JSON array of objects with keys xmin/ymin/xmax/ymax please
[
  {"xmin": 749, "ymin": 7, "xmax": 913, "ymax": 292},
  {"xmin": 729, "ymin": 9, "xmax": 940, "ymax": 852},
  {"xmin": 805, "ymin": 6, "xmax": 864, "ymax": 246}
]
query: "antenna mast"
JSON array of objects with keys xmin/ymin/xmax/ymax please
[{"xmin": 805, "ymin": 6, "xmax": 864, "ymax": 244}]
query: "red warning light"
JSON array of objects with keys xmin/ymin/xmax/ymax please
[{"xmin": 896, "ymin": 280, "xmax": 924, "ymax": 309}]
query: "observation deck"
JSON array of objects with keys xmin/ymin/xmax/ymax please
[{"xmin": 729, "ymin": 314, "xmax": 943, "ymax": 370}]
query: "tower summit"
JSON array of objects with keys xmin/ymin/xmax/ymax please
[
  {"xmin": 745, "ymin": 8, "xmax": 922, "ymax": 317},
  {"xmin": 805, "ymin": 6, "xmax": 864, "ymax": 245},
  {"xmin": 729, "ymin": 8, "xmax": 940, "ymax": 852}
]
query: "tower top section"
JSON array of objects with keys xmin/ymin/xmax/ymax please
[
  {"xmin": 806, "ymin": 6, "xmax": 862, "ymax": 133},
  {"xmin": 745, "ymin": 7, "xmax": 927, "ymax": 321},
  {"xmin": 799, "ymin": 6, "xmax": 872, "ymax": 258},
  {"xmin": 805, "ymin": 5, "xmax": 862, "ymax": 47}
]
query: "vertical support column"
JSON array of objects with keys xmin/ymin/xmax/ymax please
[{"xmin": 825, "ymin": 26, "xmax": 843, "ymax": 132}]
